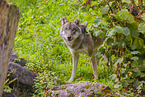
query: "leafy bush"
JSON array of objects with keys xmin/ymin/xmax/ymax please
[
  {"xmin": 81, "ymin": 0, "xmax": 145, "ymax": 96},
  {"xmin": 33, "ymin": 71, "xmax": 64, "ymax": 96}
]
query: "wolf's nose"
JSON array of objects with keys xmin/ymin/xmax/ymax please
[{"xmin": 67, "ymin": 36, "xmax": 71, "ymax": 41}]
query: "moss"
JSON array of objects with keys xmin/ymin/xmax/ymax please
[
  {"xmin": 100, "ymin": 87, "xmax": 104, "ymax": 91},
  {"xmin": 55, "ymin": 93, "xmax": 59, "ymax": 96},
  {"xmin": 85, "ymin": 84, "xmax": 90, "ymax": 89},
  {"xmin": 69, "ymin": 93, "xmax": 75, "ymax": 97},
  {"xmin": 60, "ymin": 86, "xmax": 67, "ymax": 89},
  {"xmin": 105, "ymin": 94, "xmax": 119, "ymax": 97},
  {"xmin": 102, "ymin": 85, "xmax": 105, "ymax": 88},
  {"xmin": 81, "ymin": 89, "xmax": 85, "ymax": 93},
  {"xmin": 88, "ymin": 92, "xmax": 95, "ymax": 97},
  {"xmin": 93, "ymin": 86, "xmax": 118, "ymax": 97},
  {"xmin": 95, "ymin": 91, "xmax": 102, "ymax": 96},
  {"xmin": 51, "ymin": 86, "xmax": 59, "ymax": 90}
]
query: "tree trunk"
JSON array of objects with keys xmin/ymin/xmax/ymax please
[{"xmin": 0, "ymin": 1, "xmax": 20, "ymax": 97}]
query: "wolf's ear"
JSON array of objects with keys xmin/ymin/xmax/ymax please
[
  {"xmin": 74, "ymin": 19, "xmax": 80, "ymax": 26},
  {"xmin": 62, "ymin": 17, "xmax": 68, "ymax": 25}
]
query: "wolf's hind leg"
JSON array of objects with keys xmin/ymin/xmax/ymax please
[
  {"xmin": 68, "ymin": 53, "xmax": 79, "ymax": 82},
  {"xmin": 90, "ymin": 52, "xmax": 98, "ymax": 79}
]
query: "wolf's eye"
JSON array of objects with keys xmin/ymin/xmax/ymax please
[{"xmin": 72, "ymin": 30, "xmax": 76, "ymax": 34}]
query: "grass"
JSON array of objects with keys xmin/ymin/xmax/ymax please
[{"xmin": 6, "ymin": 0, "xmax": 118, "ymax": 96}]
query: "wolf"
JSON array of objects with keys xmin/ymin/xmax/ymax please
[{"xmin": 60, "ymin": 17, "xmax": 105, "ymax": 82}]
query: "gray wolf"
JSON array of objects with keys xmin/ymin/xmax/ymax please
[{"xmin": 60, "ymin": 17, "xmax": 105, "ymax": 82}]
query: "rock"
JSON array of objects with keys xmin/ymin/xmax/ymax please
[
  {"xmin": 46, "ymin": 81, "xmax": 123, "ymax": 97},
  {"xmin": 3, "ymin": 51, "xmax": 35, "ymax": 96},
  {"xmin": 10, "ymin": 50, "xmax": 27, "ymax": 67},
  {"xmin": 2, "ymin": 92, "xmax": 15, "ymax": 97},
  {"xmin": 7, "ymin": 62, "xmax": 37, "ymax": 97},
  {"xmin": 8, "ymin": 62, "xmax": 36, "ymax": 86},
  {"xmin": 14, "ymin": 58, "xmax": 27, "ymax": 67},
  {"xmin": 10, "ymin": 50, "xmax": 18, "ymax": 62}
]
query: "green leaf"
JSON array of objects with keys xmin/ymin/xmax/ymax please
[
  {"xmin": 138, "ymin": 23, "xmax": 145, "ymax": 34},
  {"xmin": 138, "ymin": 38, "xmax": 144, "ymax": 49},
  {"xmin": 140, "ymin": 74, "xmax": 145, "ymax": 78},
  {"xmin": 133, "ymin": 69, "xmax": 141, "ymax": 76},
  {"xmin": 139, "ymin": 65, "xmax": 145, "ymax": 72},
  {"xmin": 133, "ymin": 38, "xmax": 144, "ymax": 49},
  {"xmin": 115, "ymin": 9, "xmax": 135, "ymax": 23},
  {"xmin": 89, "ymin": 8, "xmax": 97, "ymax": 15},
  {"xmin": 100, "ymin": 5, "xmax": 109, "ymax": 14},
  {"xmin": 109, "ymin": 74, "xmax": 117, "ymax": 79},
  {"xmin": 131, "ymin": 51, "xmax": 140, "ymax": 54},
  {"xmin": 121, "ymin": 68, "xmax": 126, "ymax": 73},
  {"xmin": 123, "ymin": 28, "xmax": 130, "ymax": 36},
  {"xmin": 85, "ymin": 15, "xmax": 96, "ymax": 23},
  {"xmin": 106, "ymin": 38, "xmax": 114, "ymax": 46},
  {"xmin": 118, "ymin": 40, "xmax": 126, "ymax": 49},
  {"xmin": 91, "ymin": 1, "xmax": 98, "ymax": 6},
  {"xmin": 131, "ymin": 57, "xmax": 139, "ymax": 61},
  {"xmin": 117, "ymin": 57, "xmax": 123, "ymax": 64},
  {"xmin": 128, "ymin": 22, "xmax": 139, "ymax": 37},
  {"xmin": 122, "ymin": 81, "xmax": 128, "ymax": 87},
  {"xmin": 132, "ymin": 60, "xmax": 138, "ymax": 66},
  {"xmin": 128, "ymin": 21, "xmax": 139, "ymax": 30},
  {"xmin": 114, "ymin": 26, "xmax": 130, "ymax": 36},
  {"xmin": 114, "ymin": 84, "xmax": 121, "ymax": 88},
  {"xmin": 93, "ymin": 18, "xmax": 102, "ymax": 27},
  {"xmin": 133, "ymin": 38, "xmax": 139, "ymax": 49},
  {"xmin": 133, "ymin": 80, "xmax": 139, "ymax": 87},
  {"xmin": 115, "ymin": 26, "xmax": 124, "ymax": 33},
  {"xmin": 131, "ymin": 45, "xmax": 136, "ymax": 50},
  {"xmin": 94, "ymin": 30, "xmax": 103, "ymax": 36},
  {"xmin": 141, "ymin": 13, "xmax": 145, "ymax": 21},
  {"xmin": 114, "ymin": 58, "xmax": 124, "ymax": 66},
  {"xmin": 131, "ymin": 30, "xmax": 139, "ymax": 37},
  {"xmin": 108, "ymin": 29, "xmax": 116, "ymax": 37}
]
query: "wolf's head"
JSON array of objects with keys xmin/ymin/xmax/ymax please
[{"xmin": 60, "ymin": 17, "xmax": 82, "ymax": 41}]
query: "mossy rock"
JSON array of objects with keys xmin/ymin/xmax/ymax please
[{"xmin": 46, "ymin": 81, "xmax": 123, "ymax": 97}]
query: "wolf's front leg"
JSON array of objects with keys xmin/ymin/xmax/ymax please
[
  {"xmin": 91, "ymin": 53, "xmax": 98, "ymax": 79},
  {"xmin": 68, "ymin": 53, "xmax": 79, "ymax": 82}
]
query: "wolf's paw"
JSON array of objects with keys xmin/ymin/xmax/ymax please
[
  {"xmin": 67, "ymin": 77, "xmax": 74, "ymax": 83},
  {"xmin": 94, "ymin": 75, "xmax": 98, "ymax": 79}
]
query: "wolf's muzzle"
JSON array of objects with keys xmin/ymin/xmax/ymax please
[{"xmin": 67, "ymin": 36, "xmax": 72, "ymax": 41}]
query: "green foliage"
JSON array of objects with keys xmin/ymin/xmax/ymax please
[
  {"xmin": 3, "ymin": 71, "xmax": 17, "ymax": 93},
  {"xmin": 115, "ymin": 9, "xmax": 135, "ymax": 23},
  {"xmin": 141, "ymin": 13, "xmax": 145, "ymax": 21},
  {"xmin": 100, "ymin": 5, "xmax": 110, "ymax": 14},
  {"xmin": 81, "ymin": 0, "xmax": 145, "ymax": 96},
  {"xmin": 138, "ymin": 23, "xmax": 145, "ymax": 34},
  {"xmin": 34, "ymin": 71, "xmax": 64, "ymax": 96},
  {"xmin": 5, "ymin": 0, "xmax": 145, "ymax": 96}
]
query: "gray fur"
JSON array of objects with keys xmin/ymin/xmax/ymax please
[{"xmin": 60, "ymin": 17, "xmax": 105, "ymax": 82}]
